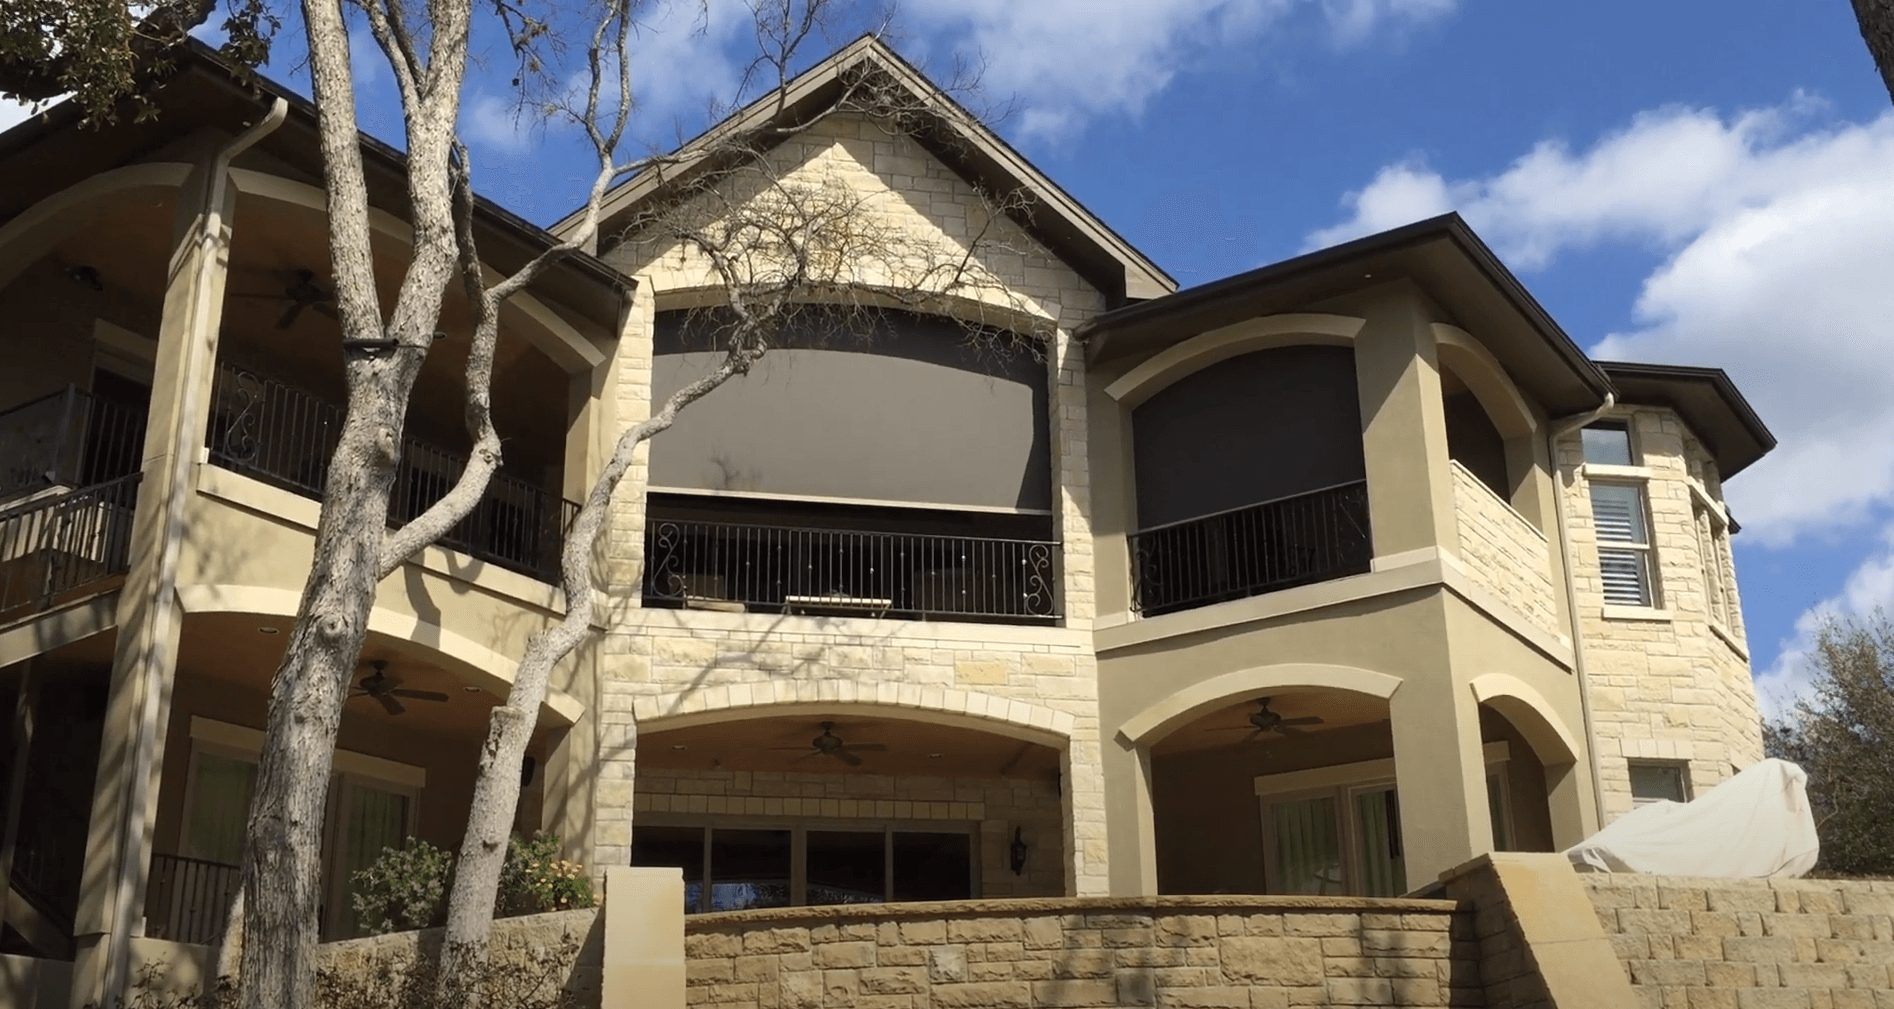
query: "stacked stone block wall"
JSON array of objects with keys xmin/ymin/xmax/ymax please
[
  {"xmin": 1559, "ymin": 407, "xmax": 1766, "ymax": 820},
  {"xmin": 635, "ymin": 766, "xmax": 1066, "ymax": 898},
  {"xmin": 683, "ymin": 896, "xmax": 1481, "ymax": 1009},
  {"xmin": 1449, "ymin": 461, "xmax": 1558, "ymax": 637},
  {"xmin": 1584, "ymin": 874, "xmax": 1894, "ymax": 1008}
]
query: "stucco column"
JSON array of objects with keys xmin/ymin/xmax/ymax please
[
  {"xmin": 1353, "ymin": 283, "xmax": 1456, "ymax": 564},
  {"xmin": 1100, "ymin": 735, "xmax": 1157, "ymax": 896},
  {"xmin": 70, "ymin": 158, "xmax": 237, "ymax": 1008},
  {"xmin": 1390, "ymin": 674, "xmax": 1494, "ymax": 888}
]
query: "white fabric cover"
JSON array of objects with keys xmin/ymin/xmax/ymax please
[{"xmin": 1566, "ymin": 758, "xmax": 1820, "ymax": 878}]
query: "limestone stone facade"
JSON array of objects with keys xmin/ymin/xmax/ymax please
[
  {"xmin": 1449, "ymin": 461, "xmax": 1559, "ymax": 638},
  {"xmin": 681, "ymin": 896, "xmax": 1478, "ymax": 1009},
  {"xmin": 1558, "ymin": 407, "xmax": 1765, "ymax": 820}
]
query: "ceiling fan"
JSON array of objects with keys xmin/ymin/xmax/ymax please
[
  {"xmin": 770, "ymin": 721, "xmax": 888, "ymax": 767},
  {"xmin": 1212, "ymin": 698, "xmax": 1325, "ymax": 741},
  {"xmin": 350, "ymin": 660, "xmax": 450, "ymax": 716},
  {"xmin": 229, "ymin": 267, "xmax": 338, "ymax": 329}
]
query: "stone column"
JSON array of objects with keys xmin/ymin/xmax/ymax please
[
  {"xmin": 1352, "ymin": 283, "xmax": 1456, "ymax": 565},
  {"xmin": 69, "ymin": 156, "xmax": 237, "ymax": 1008},
  {"xmin": 590, "ymin": 277, "xmax": 656, "ymax": 877}
]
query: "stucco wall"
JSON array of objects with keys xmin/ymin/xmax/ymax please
[
  {"xmin": 1559, "ymin": 407, "xmax": 1766, "ymax": 820},
  {"xmin": 1450, "ymin": 461, "xmax": 1557, "ymax": 637},
  {"xmin": 1584, "ymin": 874, "xmax": 1894, "ymax": 1006},
  {"xmin": 683, "ymin": 895, "xmax": 1479, "ymax": 1009}
]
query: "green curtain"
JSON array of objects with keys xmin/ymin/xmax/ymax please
[
  {"xmin": 1353, "ymin": 787, "xmax": 1407, "ymax": 897},
  {"xmin": 1269, "ymin": 795, "xmax": 1342, "ymax": 895},
  {"xmin": 335, "ymin": 784, "xmax": 410, "ymax": 937},
  {"xmin": 184, "ymin": 753, "xmax": 257, "ymax": 865}
]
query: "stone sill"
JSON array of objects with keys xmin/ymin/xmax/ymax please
[
  {"xmin": 1601, "ymin": 604, "xmax": 1673, "ymax": 623},
  {"xmin": 1582, "ymin": 463, "xmax": 1655, "ymax": 482},
  {"xmin": 1710, "ymin": 621, "xmax": 1749, "ymax": 660},
  {"xmin": 683, "ymin": 893, "xmax": 1465, "ymax": 931}
]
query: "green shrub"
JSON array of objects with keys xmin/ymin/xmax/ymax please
[
  {"xmin": 350, "ymin": 839, "xmax": 452, "ymax": 935},
  {"xmin": 351, "ymin": 833, "xmax": 594, "ymax": 936}
]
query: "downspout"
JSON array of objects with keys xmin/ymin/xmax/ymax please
[
  {"xmin": 105, "ymin": 96, "xmax": 287, "ymax": 999},
  {"xmin": 1547, "ymin": 391, "xmax": 1614, "ymax": 832}
]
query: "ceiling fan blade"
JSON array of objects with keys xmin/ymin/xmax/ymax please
[
  {"xmin": 277, "ymin": 301, "xmax": 304, "ymax": 330},
  {"xmin": 392, "ymin": 689, "xmax": 450, "ymax": 702},
  {"xmin": 1279, "ymin": 717, "xmax": 1325, "ymax": 726},
  {"xmin": 1207, "ymin": 725, "xmax": 1254, "ymax": 732},
  {"xmin": 1274, "ymin": 724, "xmax": 1304, "ymax": 736},
  {"xmin": 836, "ymin": 750, "xmax": 863, "ymax": 767},
  {"xmin": 841, "ymin": 743, "xmax": 888, "ymax": 753},
  {"xmin": 375, "ymin": 692, "xmax": 404, "ymax": 716},
  {"xmin": 313, "ymin": 300, "xmax": 339, "ymax": 320},
  {"xmin": 790, "ymin": 750, "xmax": 821, "ymax": 763},
  {"xmin": 1245, "ymin": 728, "xmax": 1265, "ymax": 741}
]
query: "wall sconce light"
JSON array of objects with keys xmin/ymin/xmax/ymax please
[{"xmin": 1009, "ymin": 827, "xmax": 1028, "ymax": 876}]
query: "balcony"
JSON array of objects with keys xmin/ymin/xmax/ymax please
[
  {"xmin": 1448, "ymin": 461, "xmax": 1557, "ymax": 634},
  {"xmin": 144, "ymin": 852, "xmax": 242, "ymax": 946},
  {"xmin": 641, "ymin": 518, "xmax": 1060, "ymax": 624},
  {"xmin": 206, "ymin": 366, "xmax": 578, "ymax": 583},
  {"xmin": 1128, "ymin": 480, "xmax": 1372, "ymax": 617}
]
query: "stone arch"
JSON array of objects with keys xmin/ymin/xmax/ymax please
[
  {"xmin": 1104, "ymin": 313, "xmax": 1368, "ymax": 408},
  {"xmin": 1116, "ymin": 662, "xmax": 1403, "ymax": 747},
  {"xmin": 0, "ymin": 161, "xmax": 195, "ymax": 288},
  {"xmin": 1467, "ymin": 672, "xmax": 1581, "ymax": 767},
  {"xmin": 173, "ymin": 583, "xmax": 586, "ymax": 725},
  {"xmin": 1432, "ymin": 323, "xmax": 1537, "ymax": 440},
  {"xmin": 631, "ymin": 679, "xmax": 1074, "ymax": 749}
]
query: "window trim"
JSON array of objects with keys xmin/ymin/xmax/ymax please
[
  {"xmin": 632, "ymin": 813, "xmax": 983, "ymax": 912},
  {"xmin": 1626, "ymin": 759, "xmax": 1693, "ymax": 807}
]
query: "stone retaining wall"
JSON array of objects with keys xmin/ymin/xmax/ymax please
[
  {"xmin": 1584, "ymin": 874, "xmax": 1894, "ymax": 1007},
  {"xmin": 683, "ymin": 895, "xmax": 1481, "ymax": 1008}
]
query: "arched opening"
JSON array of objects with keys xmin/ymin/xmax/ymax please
[
  {"xmin": 643, "ymin": 307, "xmax": 1058, "ymax": 624},
  {"xmin": 1127, "ymin": 345, "xmax": 1371, "ymax": 615},
  {"xmin": 1443, "ymin": 364, "xmax": 1512, "ymax": 501},
  {"xmin": 1477, "ymin": 704, "xmax": 1556, "ymax": 853},
  {"xmin": 632, "ymin": 709, "xmax": 1065, "ymax": 910}
]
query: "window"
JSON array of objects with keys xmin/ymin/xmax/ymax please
[
  {"xmin": 1580, "ymin": 422, "xmax": 1635, "ymax": 466},
  {"xmin": 1256, "ymin": 745, "xmax": 1512, "ymax": 897},
  {"xmin": 1591, "ymin": 482, "xmax": 1657, "ymax": 607},
  {"xmin": 1628, "ymin": 761, "xmax": 1691, "ymax": 806},
  {"xmin": 1694, "ymin": 504, "xmax": 1735, "ymax": 629},
  {"xmin": 632, "ymin": 821, "xmax": 976, "ymax": 912}
]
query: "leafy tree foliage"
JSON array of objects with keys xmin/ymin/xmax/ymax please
[
  {"xmin": 1764, "ymin": 614, "xmax": 1894, "ymax": 876},
  {"xmin": 0, "ymin": 0, "xmax": 277, "ymax": 124}
]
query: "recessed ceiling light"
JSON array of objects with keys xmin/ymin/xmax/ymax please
[
  {"xmin": 257, "ymin": 627, "xmax": 280, "ymax": 635},
  {"xmin": 462, "ymin": 686, "xmax": 482, "ymax": 693},
  {"xmin": 672, "ymin": 744, "xmax": 688, "ymax": 751},
  {"xmin": 928, "ymin": 753, "xmax": 945, "ymax": 759}
]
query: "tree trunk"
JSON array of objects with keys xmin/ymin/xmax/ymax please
[{"xmin": 1853, "ymin": 0, "xmax": 1894, "ymax": 105}]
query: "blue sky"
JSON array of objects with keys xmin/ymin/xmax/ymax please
[{"xmin": 13, "ymin": 1, "xmax": 1884, "ymax": 712}]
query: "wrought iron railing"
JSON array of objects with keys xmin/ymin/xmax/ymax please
[
  {"xmin": 0, "ymin": 386, "xmax": 146, "ymax": 500},
  {"xmin": 0, "ymin": 472, "xmax": 141, "ymax": 617},
  {"xmin": 145, "ymin": 852, "xmax": 241, "ymax": 946},
  {"xmin": 207, "ymin": 365, "xmax": 578, "ymax": 583},
  {"xmin": 1128, "ymin": 480, "xmax": 1372, "ymax": 616},
  {"xmin": 643, "ymin": 519, "xmax": 1060, "ymax": 623}
]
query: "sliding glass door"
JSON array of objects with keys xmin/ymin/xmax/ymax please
[{"xmin": 632, "ymin": 820, "xmax": 977, "ymax": 912}]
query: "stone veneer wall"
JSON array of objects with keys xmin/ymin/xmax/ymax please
[
  {"xmin": 1559, "ymin": 407, "xmax": 1766, "ymax": 820},
  {"xmin": 593, "ymin": 108, "xmax": 1111, "ymax": 895},
  {"xmin": 1584, "ymin": 874, "xmax": 1894, "ymax": 1007},
  {"xmin": 634, "ymin": 766, "xmax": 1066, "ymax": 898},
  {"xmin": 1449, "ymin": 461, "xmax": 1558, "ymax": 637},
  {"xmin": 683, "ymin": 896, "xmax": 1481, "ymax": 1009}
]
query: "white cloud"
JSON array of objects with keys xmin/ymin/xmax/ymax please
[
  {"xmin": 1307, "ymin": 100, "xmax": 1894, "ymax": 548},
  {"xmin": 902, "ymin": 0, "xmax": 1455, "ymax": 143},
  {"xmin": 1755, "ymin": 528, "xmax": 1894, "ymax": 719},
  {"xmin": 460, "ymin": 91, "xmax": 538, "ymax": 153}
]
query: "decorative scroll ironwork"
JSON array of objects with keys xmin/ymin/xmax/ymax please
[
  {"xmin": 641, "ymin": 518, "xmax": 1061, "ymax": 624},
  {"xmin": 1129, "ymin": 480, "xmax": 1373, "ymax": 617}
]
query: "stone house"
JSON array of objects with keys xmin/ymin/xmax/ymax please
[{"xmin": 0, "ymin": 35, "xmax": 1773, "ymax": 1006}]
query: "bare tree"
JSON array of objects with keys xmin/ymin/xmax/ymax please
[
  {"xmin": 1853, "ymin": 0, "xmax": 1894, "ymax": 106},
  {"xmin": 10, "ymin": 1, "xmax": 1040, "ymax": 1005}
]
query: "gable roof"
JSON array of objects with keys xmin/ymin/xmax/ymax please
[{"xmin": 554, "ymin": 34, "xmax": 1175, "ymax": 306}]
